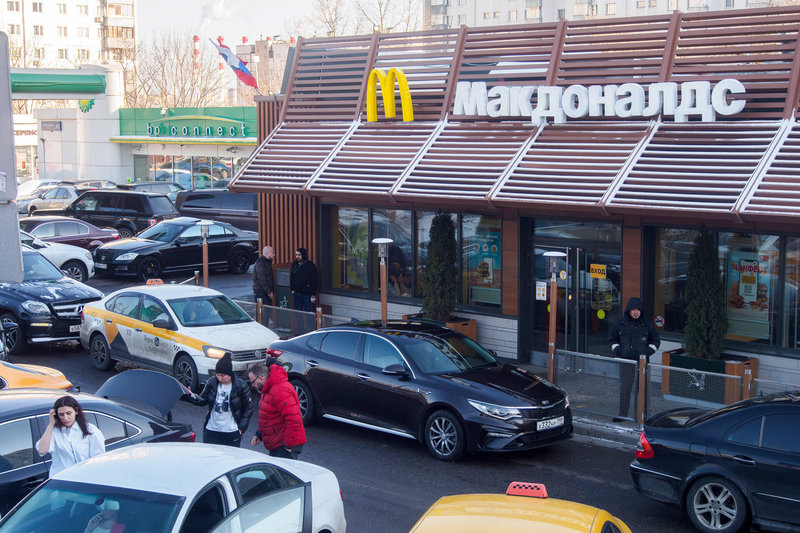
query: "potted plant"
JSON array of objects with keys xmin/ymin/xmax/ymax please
[
  {"xmin": 407, "ymin": 211, "xmax": 477, "ymax": 340},
  {"xmin": 662, "ymin": 227, "xmax": 757, "ymax": 404}
]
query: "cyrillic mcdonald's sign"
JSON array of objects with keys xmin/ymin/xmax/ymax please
[{"xmin": 366, "ymin": 67, "xmax": 414, "ymax": 122}]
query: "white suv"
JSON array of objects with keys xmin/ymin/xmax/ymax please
[{"xmin": 20, "ymin": 231, "xmax": 95, "ymax": 282}]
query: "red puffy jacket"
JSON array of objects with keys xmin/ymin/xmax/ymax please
[{"xmin": 257, "ymin": 363, "xmax": 307, "ymax": 451}]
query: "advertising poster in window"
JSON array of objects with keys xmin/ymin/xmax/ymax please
[
  {"xmin": 467, "ymin": 231, "xmax": 501, "ymax": 305},
  {"xmin": 727, "ymin": 251, "xmax": 771, "ymax": 340}
]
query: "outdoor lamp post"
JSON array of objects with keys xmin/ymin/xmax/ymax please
[
  {"xmin": 543, "ymin": 251, "xmax": 567, "ymax": 383},
  {"xmin": 197, "ymin": 220, "xmax": 213, "ymax": 288},
  {"xmin": 372, "ymin": 237, "xmax": 393, "ymax": 326}
]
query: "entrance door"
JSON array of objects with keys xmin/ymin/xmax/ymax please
[{"xmin": 532, "ymin": 246, "xmax": 621, "ymax": 357}]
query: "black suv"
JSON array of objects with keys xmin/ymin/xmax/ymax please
[
  {"xmin": 174, "ymin": 189, "xmax": 257, "ymax": 231},
  {"xmin": 0, "ymin": 249, "xmax": 103, "ymax": 354},
  {"xmin": 36, "ymin": 190, "xmax": 178, "ymax": 239},
  {"xmin": 117, "ymin": 181, "xmax": 185, "ymax": 202}
]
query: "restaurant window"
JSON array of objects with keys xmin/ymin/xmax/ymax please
[
  {"xmin": 606, "ymin": 3, "xmax": 616, "ymax": 15},
  {"xmin": 329, "ymin": 207, "xmax": 370, "ymax": 292},
  {"xmin": 653, "ymin": 228, "xmax": 698, "ymax": 334},
  {"xmin": 785, "ymin": 237, "xmax": 800, "ymax": 349},
  {"xmin": 372, "ymin": 209, "xmax": 413, "ymax": 298},
  {"xmin": 509, "ymin": 10, "xmax": 517, "ymax": 21},
  {"xmin": 462, "ymin": 215, "xmax": 501, "ymax": 308},
  {"xmin": 720, "ymin": 232, "xmax": 779, "ymax": 346},
  {"xmin": 669, "ymin": 0, "xmax": 677, "ymax": 8}
]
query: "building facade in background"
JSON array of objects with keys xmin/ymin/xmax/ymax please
[
  {"xmin": 425, "ymin": 0, "xmax": 792, "ymax": 29},
  {"xmin": 235, "ymin": 36, "xmax": 296, "ymax": 97}
]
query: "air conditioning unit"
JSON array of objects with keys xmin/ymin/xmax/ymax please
[{"xmin": 94, "ymin": 16, "xmax": 103, "ymax": 23}]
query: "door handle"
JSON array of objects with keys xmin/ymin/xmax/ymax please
[
  {"xmin": 20, "ymin": 477, "xmax": 44, "ymax": 489},
  {"xmin": 306, "ymin": 360, "xmax": 319, "ymax": 367},
  {"xmin": 733, "ymin": 455, "xmax": 756, "ymax": 466},
  {"xmin": 106, "ymin": 319, "xmax": 112, "ymax": 324},
  {"xmin": 356, "ymin": 373, "xmax": 371, "ymax": 380},
  {"xmin": 135, "ymin": 327, "xmax": 142, "ymax": 332}
]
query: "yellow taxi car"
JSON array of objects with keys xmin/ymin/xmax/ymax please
[
  {"xmin": 80, "ymin": 282, "xmax": 278, "ymax": 391},
  {"xmin": 0, "ymin": 360, "xmax": 73, "ymax": 390},
  {"xmin": 409, "ymin": 482, "xmax": 632, "ymax": 533}
]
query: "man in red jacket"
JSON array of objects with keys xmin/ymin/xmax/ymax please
[{"xmin": 248, "ymin": 358, "xmax": 306, "ymax": 459}]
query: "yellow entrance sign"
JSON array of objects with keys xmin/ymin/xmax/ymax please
[
  {"xmin": 365, "ymin": 68, "xmax": 414, "ymax": 122},
  {"xmin": 590, "ymin": 264, "xmax": 606, "ymax": 279}
]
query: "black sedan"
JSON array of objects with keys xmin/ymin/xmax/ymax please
[
  {"xmin": 270, "ymin": 320, "xmax": 572, "ymax": 461},
  {"xmin": 630, "ymin": 391, "xmax": 800, "ymax": 533},
  {"xmin": 0, "ymin": 370, "xmax": 195, "ymax": 515},
  {"xmin": 92, "ymin": 217, "xmax": 258, "ymax": 280}
]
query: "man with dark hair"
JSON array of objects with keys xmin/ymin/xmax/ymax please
[
  {"xmin": 248, "ymin": 358, "xmax": 306, "ymax": 459},
  {"xmin": 290, "ymin": 247, "xmax": 318, "ymax": 333}
]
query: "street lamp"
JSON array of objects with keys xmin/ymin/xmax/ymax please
[
  {"xmin": 372, "ymin": 237, "xmax": 393, "ymax": 326},
  {"xmin": 543, "ymin": 251, "xmax": 567, "ymax": 383},
  {"xmin": 197, "ymin": 220, "xmax": 213, "ymax": 288}
]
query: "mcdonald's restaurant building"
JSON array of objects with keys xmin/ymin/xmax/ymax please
[{"xmin": 230, "ymin": 6, "xmax": 800, "ymax": 387}]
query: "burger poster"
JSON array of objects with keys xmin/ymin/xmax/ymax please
[
  {"xmin": 467, "ymin": 231, "xmax": 501, "ymax": 304},
  {"xmin": 726, "ymin": 251, "xmax": 771, "ymax": 340}
]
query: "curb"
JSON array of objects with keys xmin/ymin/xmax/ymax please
[{"xmin": 573, "ymin": 415, "xmax": 639, "ymax": 447}]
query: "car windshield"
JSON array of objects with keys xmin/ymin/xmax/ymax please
[
  {"xmin": 22, "ymin": 253, "xmax": 65, "ymax": 281},
  {"xmin": 393, "ymin": 332, "xmax": 498, "ymax": 374},
  {"xmin": 169, "ymin": 295, "xmax": 252, "ymax": 327},
  {"xmin": 138, "ymin": 223, "xmax": 183, "ymax": 242},
  {"xmin": 0, "ymin": 479, "xmax": 183, "ymax": 533}
]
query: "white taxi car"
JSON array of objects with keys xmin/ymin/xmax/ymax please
[
  {"xmin": 80, "ymin": 283, "xmax": 278, "ymax": 390},
  {"xmin": 0, "ymin": 443, "xmax": 347, "ymax": 533}
]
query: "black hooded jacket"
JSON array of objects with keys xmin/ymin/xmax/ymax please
[
  {"xmin": 290, "ymin": 248, "xmax": 318, "ymax": 296},
  {"xmin": 188, "ymin": 376, "xmax": 253, "ymax": 433},
  {"xmin": 608, "ymin": 297, "xmax": 661, "ymax": 360}
]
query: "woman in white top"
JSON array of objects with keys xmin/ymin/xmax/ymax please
[{"xmin": 36, "ymin": 396, "xmax": 105, "ymax": 476}]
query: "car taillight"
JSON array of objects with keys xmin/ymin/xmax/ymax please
[
  {"xmin": 179, "ymin": 431, "xmax": 196, "ymax": 443},
  {"xmin": 267, "ymin": 349, "xmax": 283, "ymax": 357},
  {"xmin": 149, "ymin": 217, "xmax": 158, "ymax": 226},
  {"xmin": 636, "ymin": 431, "xmax": 654, "ymax": 459}
]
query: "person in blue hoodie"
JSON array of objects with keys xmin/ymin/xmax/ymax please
[{"xmin": 608, "ymin": 297, "xmax": 660, "ymax": 419}]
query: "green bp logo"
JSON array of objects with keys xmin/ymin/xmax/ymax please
[{"xmin": 79, "ymin": 99, "xmax": 95, "ymax": 113}]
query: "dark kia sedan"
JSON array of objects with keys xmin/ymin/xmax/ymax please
[
  {"xmin": 0, "ymin": 370, "xmax": 195, "ymax": 515},
  {"xmin": 93, "ymin": 217, "xmax": 258, "ymax": 280},
  {"xmin": 270, "ymin": 320, "xmax": 572, "ymax": 461},
  {"xmin": 630, "ymin": 391, "xmax": 800, "ymax": 533},
  {"xmin": 19, "ymin": 216, "xmax": 120, "ymax": 250}
]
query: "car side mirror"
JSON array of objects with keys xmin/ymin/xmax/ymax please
[
  {"xmin": 152, "ymin": 319, "xmax": 173, "ymax": 330},
  {"xmin": 382, "ymin": 363, "xmax": 407, "ymax": 376},
  {"xmin": 31, "ymin": 238, "xmax": 47, "ymax": 249},
  {"xmin": 175, "ymin": 238, "xmax": 187, "ymax": 246}
]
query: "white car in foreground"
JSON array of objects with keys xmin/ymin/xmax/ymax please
[
  {"xmin": 20, "ymin": 231, "xmax": 95, "ymax": 282},
  {"xmin": 0, "ymin": 443, "xmax": 346, "ymax": 533}
]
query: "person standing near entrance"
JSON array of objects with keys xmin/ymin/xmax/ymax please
[
  {"xmin": 290, "ymin": 247, "xmax": 318, "ymax": 333},
  {"xmin": 253, "ymin": 246, "xmax": 275, "ymax": 306},
  {"xmin": 608, "ymin": 297, "xmax": 660, "ymax": 420}
]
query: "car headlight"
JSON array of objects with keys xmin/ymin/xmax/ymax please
[
  {"xmin": 84, "ymin": 252, "xmax": 93, "ymax": 262},
  {"xmin": 21, "ymin": 300, "xmax": 51, "ymax": 316},
  {"xmin": 564, "ymin": 396, "xmax": 570, "ymax": 409},
  {"xmin": 202, "ymin": 346, "xmax": 228, "ymax": 359},
  {"xmin": 468, "ymin": 399, "xmax": 522, "ymax": 420},
  {"xmin": 115, "ymin": 252, "xmax": 138, "ymax": 261}
]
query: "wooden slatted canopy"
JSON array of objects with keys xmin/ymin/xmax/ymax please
[{"xmin": 231, "ymin": 6, "xmax": 800, "ymax": 224}]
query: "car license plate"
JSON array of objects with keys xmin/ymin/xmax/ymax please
[
  {"xmin": 95, "ymin": 263, "xmax": 107, "ymax": 269},
  {"xmin": 537, "ymin": 416, "xmax": 564, "ymax": 431},
  {"xmin": 69, "ymin": 325, "xmax": 81, "ymax": 333}
]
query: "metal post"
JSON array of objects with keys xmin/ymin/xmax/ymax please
[
  {"xmin": 743, "ymin": 368, "xmax": 753, "ymax": 400},
  {"xmin": 316, "ymin": 307, "xmax": 322, "ymax": 330},
  {"xmin": 256, "ymin": 298, "xmax": 262, "ymax": 324},
  {"xmin": 194, "ymin": 271, "xmax": 199, "ymax": 285},
  {"xmin": 548, "ymin": 268, "xmax": 557, "ymax": 383},
  {"xmin": 202, "ymin": 237, "xmax": 209, "ymax": 287},
  {"xmin": 380, "ymin": 256, "xmax": 388, "ymax": 326},
  {"xmin": 637, "ymin": 353, "xmax": 648, "ymax": 425}
]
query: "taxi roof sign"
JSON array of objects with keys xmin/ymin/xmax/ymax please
[
  {"xmin": 145, "ymin": 278, "xmax": 164, "ymax": 285},
  {"xmin": 506, "ymin": 481, "xmax": 548, "ymax": 498}
]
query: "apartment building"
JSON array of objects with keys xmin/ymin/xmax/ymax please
[
  {"xmin": 1, "ymin": 0, "xmax": 135, "ymax": 68},
  {"xmin": 425, "ymin": 0, "xmax": 786, "ymax": 29}
]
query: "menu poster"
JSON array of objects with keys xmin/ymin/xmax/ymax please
[
  {"xmin": 726, "ymin": 251, "xmax": 771, "ymax": 340},
  {"xmin": 468, "ymin": 231, "xmax": 501, "ymax": 289}
]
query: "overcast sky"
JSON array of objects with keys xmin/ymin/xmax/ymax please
[{"xmin": 136, "ymin": 0, "xmax": 315, "ymax": 46}]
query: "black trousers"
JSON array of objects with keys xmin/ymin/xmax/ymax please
[
  {"xmin": 619, "ymin": 363, "xmax": 637, "ymax": 418},
  {"xmin": 269, "ymin": 444, "xmax": 303, "ymax": 460},
  {"xmin": 204, "ymin": 428, "xmax": 242, "ymax": 447}
]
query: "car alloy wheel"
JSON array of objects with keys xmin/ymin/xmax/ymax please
[
  {"xmin": 229, "ymin": 250, "xmax": 250, "ymax": 274},
  {"xmin": 61, "ymin": 260, "xmax": 88, "ymax": 282},
  {"xmin": 137, "ymin": 257, "xmax": 162, "ymax": 281},
  {"xmin": 90, "ymin": 333, "xmax": 115, "ymax": 371},
  {"xmin": 425, "ymin": 410, "xmax": 466, "ymax": 461},
  {"xmin": 117, "ymin": 227, "xmax": 134, "ymax": 239},
  {"xmin": 687, "ymin": 476, "xmax": 747, "ymax": 533},
  {"xmin": 174, "ymin": 354, "xmax": 199, "ymax": 392},
  {"xmin": 291, "ymin": 380, "xmax": 315, "ymax": 426},
  {"xmin": 0, "ymin": 313, "xmax": 24, "ymax": 355}
]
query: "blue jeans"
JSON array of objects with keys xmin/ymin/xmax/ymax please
[{"xmin": 293, "ymin": 293, "xmax": 314, "ymax": 333}]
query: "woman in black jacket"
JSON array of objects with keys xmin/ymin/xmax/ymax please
[
  {"xmin": 608, "ymin": 297, "xmax": 660, "ymax": 419},
  {"xmin": 187, "ymin": 353, "xmax": 253, "ymax": 447}
]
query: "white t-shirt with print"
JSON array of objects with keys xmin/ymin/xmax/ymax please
[{"xmin": 205, "ymin": 382, "xmax": 238, "ymax": 433}]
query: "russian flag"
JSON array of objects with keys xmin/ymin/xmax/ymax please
[{"xmin": 209, "ymin": 38, "xmax": 259, "ymax": 91}]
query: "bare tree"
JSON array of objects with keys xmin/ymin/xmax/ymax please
[
  {"xmin": 312, "ymin": 0, "xmax": 352, "ymax": 37},
  {"xmin": 353, "ymin": 0, "xmax": 420, "ymax": 33},
  {"xmin": 131, "ymin": 30, "xmax": 229, "ymax": 108}
]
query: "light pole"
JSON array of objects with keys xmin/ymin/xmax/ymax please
[
  {"xmin": 372, "ymin": 237, "xmax": 393, "ymax": 326},
  {"xmin": 197, "ymin": 220, "xmax": 213, "ymax": 288},
  {"xmin": 544, "ymin": 251, "xmax": 567, "ymax": 383}
]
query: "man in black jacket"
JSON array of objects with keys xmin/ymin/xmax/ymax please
[
  {"xmin": 252, "ymin": 246, "xmax": 275, "ymax": 305},
  {"xmin": 608, "ymin": 297, "xmax": 660, "ymax": 419},
  {"xmin": 290, "ymin": 247, "xmax": 318, "ymax": 333}
]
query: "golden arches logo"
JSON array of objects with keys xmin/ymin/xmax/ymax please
[{"xmin": 366, "ymin": 67, "xmax": 414, "ymax": 122}]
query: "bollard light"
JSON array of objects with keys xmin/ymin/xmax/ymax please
[
  {"xmin": 197, "ymin": 220, "xmax": 213, "ymax": 287},
  {"xmin": 372, "ymin": 237, "xmax": 393, "ymax": 326}
]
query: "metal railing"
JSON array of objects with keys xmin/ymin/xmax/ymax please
[
  {"xmin": 232, "ymin": 298, "xmax": 359, "ymax": 338},
  {"xmin": 754, "ymin": 377, "xmax": 799, "ymax": 397},
  {"xmin": 647, "ymin": 364, "xmax": 741, "ymax": 416}
]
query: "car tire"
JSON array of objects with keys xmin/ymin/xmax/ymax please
[
  {"xmin": 61, "ymin": 260, "xmax": 88, "ymax": 282},
  {"xmin": 117, "ymin": 226, "xmax": 134, "ymax": 239},
  {"xmin": 89, "ymin": 333, "xmax": 116, "ymax": 371},
  {"xmin": 291, "ymin": 379, "xmax": 315, "ymax": 426},
  {"xmin": 137, "ymin": 257, "xmax": 162, "ymax": 281},
  {"xmin": 424, "ymin": 409, "xmax": 466, "ymax": 461},
  {"xmin": 0, "ymin": 312, "xmax": 25, "ymax": 355},
  {"xmin": 174, "ymin": 354, "xmax": 199, "ymax": 392},
  {"xmin": 228, "ymin": 250, "xmax": 250, "ymax": 274},
  {"xmin": 686, "ymin": 476, "xmax": 748, "ymax": 533}
]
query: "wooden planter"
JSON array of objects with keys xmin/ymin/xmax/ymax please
[
  {"xmin": 402, "ymin": 313, "xmax": 478, "ymax": 341},
  {"xmin": 661, "ymin": 348, "xmax": 758, "ymax": 404}
]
